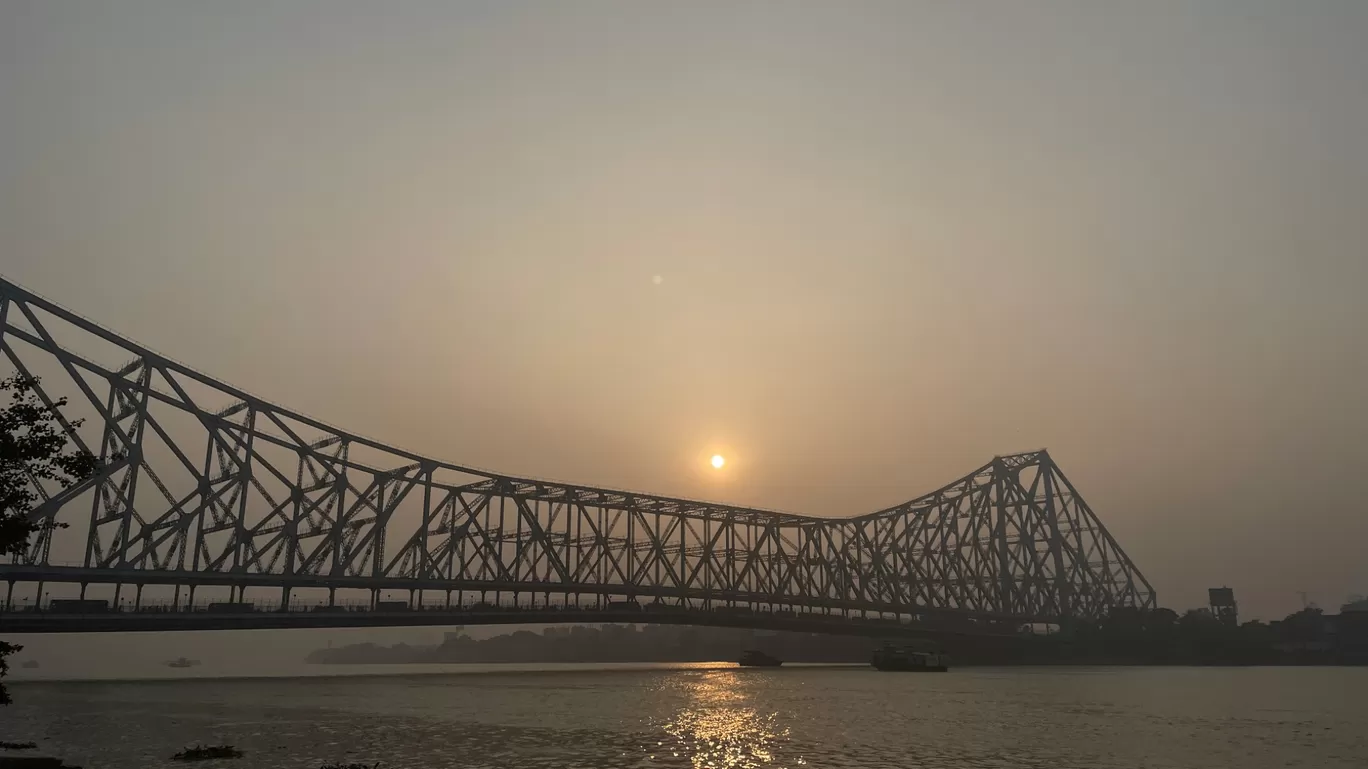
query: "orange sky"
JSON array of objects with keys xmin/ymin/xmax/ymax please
[{"xmin": 2, "ymin": 1, "xmax": 1366, "ymax": 621}]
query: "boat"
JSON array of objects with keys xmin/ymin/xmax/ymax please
[
  {"xmin": 870, "ymin": 645, "xmax": 948, "ymax": 672},
  {"xmin": 738, "ymin": 650, "xmax": 783, "ymax": 667},
  {"xmin": 165, "ymin": 657, "xmax": 201, "ymax": 669}
]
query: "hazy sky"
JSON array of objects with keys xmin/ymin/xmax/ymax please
[{"xmin": 2, "ymin": 0, "xmax": 1366, "ymax": 628}]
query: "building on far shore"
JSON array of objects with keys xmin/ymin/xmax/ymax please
[
  {"xmin": 1259, "ymin": 595, "xmax": 1368, "ymax": 664},
  {"xmin": 1208, "ymin": 587, "xmax": 1238, "ymax": 627},
  {"xmin": 1335, "ymin": 598, "xmax": 1368, "ymax": 664}
]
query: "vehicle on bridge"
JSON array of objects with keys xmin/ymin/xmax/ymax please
[
  {"xmin": 48, "ymin": 599, "xmax": 110, "ymax": 614},
  {"xmin": 206, "ymin": 602, "xmax": 255, "ymax": 614}
]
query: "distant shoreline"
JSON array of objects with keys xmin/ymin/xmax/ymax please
[
  {"xmin": 4, "ymin": 660, "xmax": 868, "ymax": 685},
  {"xmin": 7, "ymin": 661, "xmax": 1363, "ymax": 688}
]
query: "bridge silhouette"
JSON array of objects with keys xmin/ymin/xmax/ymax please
[{"xmin": 0, "ymin": 276, "xmax": 1153, "ymax": 636}]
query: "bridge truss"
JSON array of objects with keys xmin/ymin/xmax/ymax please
[{"xmin": 0, "ymin": 277, "xmax": 1154, "ymax": 625}]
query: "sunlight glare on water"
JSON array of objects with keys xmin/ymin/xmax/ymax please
[{"xmin": 655, "ymin": 670, "xmax": 791, "ymax": 768}]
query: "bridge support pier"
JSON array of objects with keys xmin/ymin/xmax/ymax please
[
  {"xmin": 79, "ymin": 582, "xmax": 87, "ymax": 600},
  {"xmin": 408, "ymin": 588, "xmax": 415, "ymax": 609},
  {"xmin": 135, "ymin": 584, "xmax": 143, "ymax": 609},
  {"xmin": 370, "ymin": 588, "xmax": 379, "ymax": 610},
  {"xmin": 5, "ymin": 581, "xmax": 12, "ymax": 611},
  {"xmin": 113, "ymin": 583, "xmax": 122, "ymax": 607},
  {"xmin": 173, "ymin": 584, "xmax": 181, "ymax": 609},
  {"xmin": 280, "ymin": 585, "xmax": 291, "ymax": 611},
  {"xmin": 188, "ymin": 585, "xmax": 196, "ymax": 607},
  {"xmin": 327, "ymin": 587, "xmax": 336, "ymax": 607}
]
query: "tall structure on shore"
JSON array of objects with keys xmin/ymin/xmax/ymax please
[{"xmin": 1208, "ymin": 587, "xmax": 1238, "ymax": 626}]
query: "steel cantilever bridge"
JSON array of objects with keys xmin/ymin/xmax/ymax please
[{"xmin": 0, "ymin": 277, "xmax": 1153, "ymax": 636}]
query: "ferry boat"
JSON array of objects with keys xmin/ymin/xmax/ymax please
[
  {"xmin": 738, "ymin": 650, "xmax": 783, "ymax": 667},
  {"xmin": 870, "ymin": 645, "xmax": 948, "ymax": 672},
  {"xmin": 165, "ymin": 657, "xmax": 201, "ymax": 669}
]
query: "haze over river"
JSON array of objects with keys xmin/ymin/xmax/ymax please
[{"xmin": 3, "ymin": 664, "xmax": 1364, "ymax": 769}]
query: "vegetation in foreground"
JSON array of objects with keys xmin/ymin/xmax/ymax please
[
  {"xmin": 0, "ymin": 741, "xmax": 38, "ymax": 750},
  {"xmin": 171, "ymin": 745, "xmax": 244, "ymax": 761},
  {"xmin": 1, "ymin": 374, "xmax": 106, "ymax": 705}
]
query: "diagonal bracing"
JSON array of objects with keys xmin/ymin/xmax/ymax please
[{"xmin": 0, "ymin": 276, "xmax": 1154, "ymax": 622}]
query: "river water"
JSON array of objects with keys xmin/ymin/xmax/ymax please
[{"xmin": 2, "ymin": 664, "xmax": 1364, "ymax": 769}]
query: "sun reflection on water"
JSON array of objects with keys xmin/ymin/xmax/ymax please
[{"xmin": 651, "ymin": 670, "xmax": 797, "ymax": 769}]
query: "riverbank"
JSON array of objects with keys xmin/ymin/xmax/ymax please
[{"xmin": 304, "ymin": 616, "xmax": 1368, "ymax": 667}]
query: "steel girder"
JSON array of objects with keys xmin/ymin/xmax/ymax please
[{"xmin": 0, "ymin": 276, "xmax": 1154, "ymax": 622}]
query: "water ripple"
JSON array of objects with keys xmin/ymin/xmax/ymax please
[{"xmin": 3, "ymin": 666, "xmax": 1364, "ymax": 769}]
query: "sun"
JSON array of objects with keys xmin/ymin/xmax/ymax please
[{"xmin": 710, "ymin": 454, "xmax": 726, "ymax": 469}]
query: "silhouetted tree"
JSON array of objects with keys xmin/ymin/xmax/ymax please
[
  {"xmin": 1149, "ymin": 608, "xmax": 1179, "ymax": 627},
  {"xmin": 1, "ymin": 374, "xmax": 101, "ymax": 704},
  {"xmin": 1279, "ymin": 607, "xmax": 1326, "ymax": 644}
]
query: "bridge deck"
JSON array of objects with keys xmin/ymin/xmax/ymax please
[{"xmin": 0, "ymin": 605, "xmax": 1026, "ymax": 638}]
